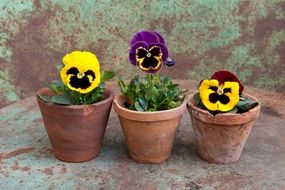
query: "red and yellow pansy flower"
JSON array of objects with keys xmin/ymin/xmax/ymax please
[{"xmin": 199, "ymin": 79, "xmax": 240, "ymax": 112}]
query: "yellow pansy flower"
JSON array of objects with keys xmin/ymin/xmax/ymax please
[
  {"xmin": 60, "ymin": 51, "xmax": 101, "ymax": 94},
  {"xmin": 199, "ymin": 79, "xmax": 239, "ymax": 112}
]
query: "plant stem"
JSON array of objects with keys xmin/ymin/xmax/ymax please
[
  {"xmin": 155, "ymin": 72, "xmax": 160, "ymax": 84},
  {"xmin": 147, "ymin": 73, "xmax": 152, "ymax": 89}
]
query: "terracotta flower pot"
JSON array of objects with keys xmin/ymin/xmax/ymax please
[
  {"xmin": 187, "ymin": 93, "xmax": 261, "ymax": 164},
  {"xmin": 113, "ymin": 94, "xmax": 187, "ymax": 164},
  {"xmin": 36, "ymin": 88, "xmax": 114, "ymax": 162}
]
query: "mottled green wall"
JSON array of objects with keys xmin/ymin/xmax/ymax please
[{"xmin": 0, "ymin": 0, "xmax": 284, "ymax": 107}]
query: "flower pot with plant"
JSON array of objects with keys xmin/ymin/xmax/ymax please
[
  {"xmin": 113, "ymin": 31, "xmax": 187, "ymax": 164},
  {"xmin": 187, "ymin": 70, "xmax": 260, "ymax": 164},
  {"xmin": 37, "ymin": 51, "xmax": 115, "ymax": 162}
]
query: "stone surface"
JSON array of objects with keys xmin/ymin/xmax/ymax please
[
  {"xmin": 1, "ymin": 0, "xmax": 285, "ymax": 107},
  {"xmin": 0, "ymin": 81, "xmax": 285, "ymax": 189}
]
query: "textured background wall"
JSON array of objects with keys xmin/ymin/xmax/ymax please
[{"xmin": 0, "ymin": 0, "xmax": 284, "ymax": 107}]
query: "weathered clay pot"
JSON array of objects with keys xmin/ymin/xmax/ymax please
[
  {"xmin": 113, "ymin": 94, "xmax": 187, "ymax": 164},
  {"xmin": 36, "ymin": 88, "xmax": 114, "ymax": 162},
  {"xmin": 187, "ymin": 93, "xmax": 261, "ymax": 164}
]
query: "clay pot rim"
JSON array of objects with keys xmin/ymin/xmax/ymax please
[
  {"xmin": 187, "ymin": 92, "xmax": 261, "ymax": 125},
  {"xmin": 36, "ymin": 87, "xmax": 114, "ymax": 109},
  {"xmin": 113, "ymin": 93, "xmax": 187, "ymax": 121},
  {"xmin": 114, "ymin": 93, "xmax": 187, "ymax": 114},
  {"xmin": 188, "ymin": 92, "xmax": 260, "ymax": 116}
]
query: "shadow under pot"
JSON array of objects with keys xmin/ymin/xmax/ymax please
[
  {"xmin": 36, "ymin": 88, "xmax": 114, "ymax": 163},
  {"xmin": 113, "ymin": 94, "xmax": 187, "ymax": 164},
  {"xmin": 187, "ymin": 93, "xmax": 261, "ymax": 164}
]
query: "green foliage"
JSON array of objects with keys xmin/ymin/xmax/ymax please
[
  {"xmin": 193, "ymin": 92, "xmax": 258, "ymax": 115},
  {"xmin": 118, "ymin": 73, "xmax": 186, "ymax": 112},
  {"xmin": 236, "ymin": 97, "xmax": 259, "ymax": 113},
  {"xmin": 38, "ymin": 71, "xmax": 115, "ymax": 105},
  {"xmin": 100, "ymin": 70, "xmax": 115, "ymax": 83}
]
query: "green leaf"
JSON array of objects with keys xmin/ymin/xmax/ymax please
[
  {"xmin": 168, "ymin": 84, "xmax": 179, "ymax": 90},
  {"xmin": 193, "ymin": 93, "xmax": 200, "ymax": 105},
  {"xmin": 169, "ymin": 100, "xmax": 181, "ymax": 109},
  {"xmin": 137, "ymin": 98, "xmax": 148, "ymax": 111},
  {"xmin": 91, "ymin": 89, "xmax": 103, "ymax": 102},
  {"xmin": 236, "ymin": 98, "xmax": 258, "ymax": 113},
  {"xmin": 129, "ymin": 75, "xmax": 139, "ymax": 88},
  {"xmin": 100, "ymin": 70, "xmax": 115, "ymax": 83},
  {"xmin": 118, "ymin": 73, "xmax": 183, "ymax": 111},
  {"xmin": 98, "ymin": 82, "xmax": 106, "ymax": 89},
  {"xmin": 160, "ymin": 75, "xmax": 171, "ymax": 85},
  {"xmin": 55, "ymin": 64, "xmax": 63, "ymax": 71},
  {"xmin": 48, "ymin": 80, "xmax": 65, "ymax": 93},
  {"xmin": 38, "ymin": 95, "xmax": 52, "ymax": 103},
  {"xmin": 118, "ymin": 79, "xmax": 127, "ymax": 94},
  {"xmin": 151, "ymin": 87, "xmax": 158, "ymax": 103},
  {"xmin": 135, "ymin": 101, "xmax": 144, "ymax": 112},
  {"xmin": 129, "ymin": 104, "xmax": 136, "ymax": 110},
  {"xmin": 51, "ymin": 94, "xmax": 74, "ymax": 105}
]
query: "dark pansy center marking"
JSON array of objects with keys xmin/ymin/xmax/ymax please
[
  {"xmin": 66, "ymin": 67, "xmax": 96, "ymax": 89},
  {"xmin": 136, "ymin": 46, "xmax": 162, "ymax": 70},
  {"xmin": 149, "ymin": 46, "xmax": 161, "ymax": 57},
  {"xmin": 67, "ymin": 67, "xmax": 79, "ymax": 75},
  {"xmin": 136, "ymin": 48, "xmax": 148, "ymax": 59},
  {"xmin": 208, "ymin": 90, "xmax": 231, "ymax": 104},
  {"xmin": 223, "ymin": 88, "xmax": 231, "ymax": 93},
  {"xmin": 209, "ymin": 86, "xmax": 218, "ymax": 92},
  {"xmin": 209, "ymin": 85, "xmax": 232, "ymax": 101},
  {"xmin": 209, "ymin": 93, "xmax": 219, "ymax": 103},
  {"xmin": 84, "ymin": 70, "xmax": 95, "ymax": 80}
]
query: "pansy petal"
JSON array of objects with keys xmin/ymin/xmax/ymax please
[
  {"xmin": 129, "ymin": 41, "xmax": 149, "ymax": 65},
  {"xmin": 60, "ymin": 51, "xmax": 101, "ymax": 94},
  {"xmin": 199, "ymin": 79, "xmax": 240, "ymax": 112},
  {"xmin": 154, "ymin": 32, "xmax": 166, "ymax": 45},
  {"xmin": 138, "ymin": 53, "xmax": 161, "ymax": 71},
  {"xmin": 218, "ymin": 82, "xmax": 239, "ymax": 112},
  {"xmin": 149, "ymin": 43, "xmax": 168, "ymax": 62},
  {"xmin": 130, "ymin": 31, "xmax": 160, "ymax": 46},
  {"xmin": 129, "ymin": 41, "xmax": 149, "ymax": 54},
  {"xmin": 140, "ymin": 63, "xmax": 162, "ymax": 74},
  {"xmin": 211, "ymin": 70, "xmax": 244, "ymax": 94},
  {"xmin": 152, "ymin": 63, "xmax": 162, "ymax": 73},
  {"xmin": 199, "ymin": 79, "xmax": 220, "ymax": 111},
  {"xmin": 129, "ymin": 30, "xmax": 171, "ymax": 73}
]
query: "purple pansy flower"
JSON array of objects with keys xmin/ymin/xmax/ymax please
[{"xmin": 129, "ymin": 30, "xmax": 173, "ymax": 73}]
